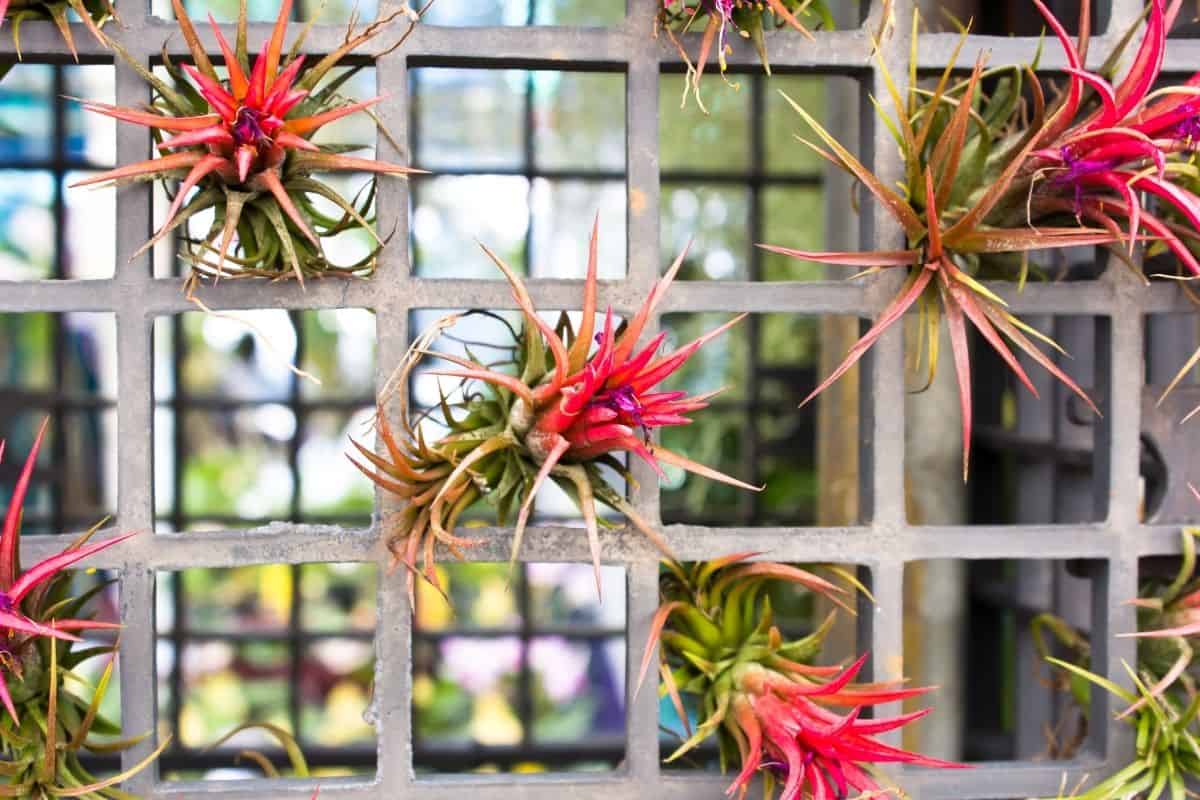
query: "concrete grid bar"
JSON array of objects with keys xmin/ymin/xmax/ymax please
[{"xmin": 0, "ymin": 0, "xmax": 1193, "ymax": 796}]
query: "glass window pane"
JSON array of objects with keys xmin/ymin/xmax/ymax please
[
  {"xmin": 530, "ymin": 178, "xmax": 625, "ymax": 278},
  {"xmin": 64, "ymin": 65, "xmax": 115, "ymax": 165},
  {"xmin": 298, "ymin": 308, "xmax": 377, "ymax": 400},
  {"xmin": 762, "ymin": 185, "xmax": 826, "ymax": 281},
  {"xmin": 0, "ymin": 64, "xmax": 52, "ymax": 162},
  {"xmin": 660, "ymin": 184, "xmax": 750, "ymax": 280},
  {"xmin": 767, "ymin": 75, "xmax": 830, "ymax": 174},
  {"xmin": 412, "ymin": 175, "xmax": 530, "ymax": 277},
  {"xmin": 180, "ymin": 408, "xmax": 296, "ymax": 521},
  {"xmin": 659, "ymin": 74, "xmax": 751, "ymax": 173},
  {"xmin": 532, "ymin": 72, "xmax": 625, "ymax": 171},
  {"xmin": 0, "ymin": 170, "xmax": 54, "ymax": 279},
  {"xmin": 412, "ymin": 69, "xmax": 525, "ymax": 171},
  {"xmin": 65, "ymin": 171, "xmax": 116, "ymax": 279},
  {"xmin": 298, "ymin": 409, "xmax": 374, "ymax": 517}
]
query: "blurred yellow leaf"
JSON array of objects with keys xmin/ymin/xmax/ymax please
[
  {"xmin": 260, "ymin": 564, "xmax": 294, "ymax": 624},
  {"xmin": 412, "ymin": 674, "xmax": 435, "ymax": 708},
  {"xmin": 513, "ymin": 762, "xmax": 547, "ymax": 774},
  {"xmin": 472, "ymin": 575, "xmax": 515, "ymax": 627},
  {"xmin": 417, "ymin": 566, "xmax": 452, "ymax": 630},
  {"xmin": 317, "ymin": 680, "xmax": 372, "ymax": 745},
  {"xmin": 470, "ymin": 690, "xmax": 522, "ymax": 746}
]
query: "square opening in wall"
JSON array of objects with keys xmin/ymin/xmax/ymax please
[
  {"xmin": 400, "ymin": 308, "xmax": 642, "ymax": 565},
  {"xmin": 660, "ymin": 312, "xmax": 862, "ymax": 527},
  {"xmin": 413, "ymin": 562, "xmax": 626, "ymax": 773},
  {"xmin": 659, "ymin": 559, "xmax": 863, "ymax": 774},
  {"xmin": 1143, "ymin": 312, "xmax": 1200, "ymax": 524},
  {"xmin": 152, "ymin": 309, "xmax": 376, "ymax": 531},
  {"xmin": 904, "ymin": 558, "xmax": 1107, "ymax": 765},
  {"xmin": 410, "ymin": 67, "xmax": 626, "ymax": 279},
  {"xmin": 156, "ymin": 563, "xmax": 378, "ymax": 781},
  {"xmin": 0, "ymin": 63, "xmax": 116, "ymax": 280},
  {"xmin": 659, "ymin": 73, "xmax": 862, "ymax": 282},
  {"xmin": 905, "ymin": 314, "xmax": 1110, "ymax": 525},
  {"xmin": 0, "ymin": 312, "xmax": 117, "ymax": 533}
]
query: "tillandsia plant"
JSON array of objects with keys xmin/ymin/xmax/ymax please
[
  {"xmin": 0, "ymin": 0, "xmax": 112, "ymax": 61},
  {"xmin": 1040, "ymin": 660, "xmax": 1200, "ymax": 800},
  {"xmin": 0, "ymin": 422, "xmax": 165, "ymax": 797},
  {"xmin": 348, "ymin": 221, "xmax": 759, "ymax": 602},
  {"xmin": 657, "ymin": 0, "xmax": 897, "ymax": 111},
  {"xmin": 1032, "ymin": 521, "xmax": 1200, "ymax": 798},
  {"xmin": 72, "ymin": 0, "xmax": 425, "ymax": 286},
  {"xmin": 761, "ymin": 0, "xmax": 1200, "ymax": 478},
  {"xmin": 657, "ymin": 0, "xmax": 832, "ymax": 111},
  {"xmin": 640, "ymin": 554, "xmax": 966, "ymax": 798}
]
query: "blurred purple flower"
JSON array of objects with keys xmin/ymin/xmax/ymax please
[{"xmin": 439, "ymin": 637, "xmax": 521, "ymax": 693}]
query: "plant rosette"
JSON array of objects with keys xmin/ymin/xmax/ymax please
[
  {"xmin": 349, "ymin": 220, "xmax": 760, "ymax": 603},
  {"xmin": 73, "ymin": 0, "xmax": 424, "ymax": 286},
  {"xmin": 0, "ymin": 422, "xmax": 164, "ymax": 797},
  {"xmin": 641, "ymin": 555, "xmax": 966, "ymax": 799},
  {"xmin": 657, "ymin": 0, "xmax": 834, "ymax": 110},
  {"xmin": 0, "ymin": 0, "xmax": 112, "ymax": 61}
]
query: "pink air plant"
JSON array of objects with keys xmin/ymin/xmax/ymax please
[
  {"xmin": 726, "ymin": 657, "xmax": 965, "ymax": 800},
  {"xmin": 645, "ymin": 556, "xmax": 967, "ymax": 799},
  {"xmin": 1026, "ymin": 0, "xmax": 1200, "ymax": 275},
  {"xmin": 350, "ymin": 222, "xmax": 759, "ymax": 603},
  {"xmin": 0, "ymin": 420, "xmax": 135, "ymax": 724},
  {"xmin": 72, "ymin": 0, "xmax": 423, "ymax": 282}
]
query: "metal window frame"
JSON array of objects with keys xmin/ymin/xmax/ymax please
[{"xmin": 0, "ymin": 0, "xmax": 1191, "ymax": 796}]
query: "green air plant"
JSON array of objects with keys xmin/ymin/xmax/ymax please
[
  {"xmin": 0, "ymin": 0, "xmax": 112, "ymax": 61},
  {"xmin": 1040, "ymin": 657, "xmax": 1200, "ymax": 799},
  {"xmin": 759, "ymin": 0, "xmax": 1200, "ymax": 478},
  {"xmin": 349, "ymin": 221, "xmax": 760, "ymax": 603},
  {"xmin": 641, "ymin": 554, "xmax": 966, "ymax": 799},
  {"xmin": 658, "ymin": 0, "xmax": 836, "ymax": 111},
  {"xmin": 73, "ymin": 0, "xmax": 424, "ymax": 286},
  {"xmin": 0, "ymin": 422, "xmax": 166, "ymax": 797},
  {"xmin": 1120, "ymin": 520, "xmax": 1200, "ymax": 708},
  {"xmin": 1033, "ymin": 522, "xmax": 1200, "ymax": 798}
]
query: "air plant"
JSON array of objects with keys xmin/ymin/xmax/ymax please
[
  {"xmin": 640, "ymin": 554, "xmax": 965, "ymax": 799},
  {"xmin": 1119, "ymin": 522, "xmax": 1200, "ymax": 710},
  {"xmin": 756, "ymin": 0, "xmax": 1200, "ymax": 478},
  {"xmin": 0, "ymin": 0, "xmax": 112, "ymax": 60},
  {"xmin": 658, "ymin": 0, "xmax": 833, "ymax": 111},
  {"xmin": 1026, "ymin": 0, "xmax": 1200, "ymax": 277},
  {"xmin": 1040, "ymin": 658, "xmax": 1200, "ymax": 799},
  {"xmin": 348, "ymin": 221, "xmax": 759, "ymax": 602},
  {"xmin": 1033, "ymin": 520, "xmax": 1200, "ymax": 797},
  {"xmin": 0, "ymin": 422, "xmax": 165, "ymax": 796},
  {"xmin": 72, "ymin": 0, "xmax": 424, "ymax": 286}
]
